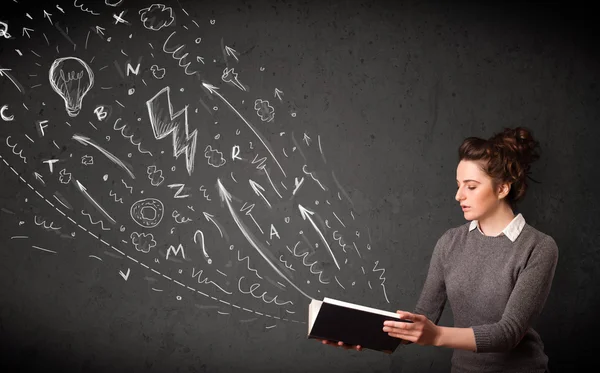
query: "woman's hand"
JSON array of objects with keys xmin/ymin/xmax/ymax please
[
  {"xmin": 316, "ymin": 339, "xmax": 362, "ymax": 351},
  {"xmin": 382, "ymin": 311, "xmax": 441, "ymax": 346}
]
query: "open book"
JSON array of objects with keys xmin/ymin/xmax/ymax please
[{"xmin": 307, "ymin": 297, "xmax": 413, "ymax": 353}]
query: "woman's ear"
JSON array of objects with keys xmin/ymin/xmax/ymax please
[{"xmin": 498, "ymin": 183, "xmax": 511, "ymax": 199}]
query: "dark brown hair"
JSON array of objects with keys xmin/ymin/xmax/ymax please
[{"xmin": 458, "ymin": 127, "xmax": 541, "ymax": 208}]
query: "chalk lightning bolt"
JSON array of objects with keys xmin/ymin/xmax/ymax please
[{"xmin": 146, "ymin": 86, "xmax": 198, "ymax": 175}]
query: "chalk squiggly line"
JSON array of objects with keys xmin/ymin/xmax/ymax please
[
  {"xmin": 238, "ymin": 276, "xmax": 294, "ymax": 306},
  {"xmin": 6, "ymin": 136, "xmax": 27, "ymax": 164},
  {"xmin": 81, "ymin": 210, "xmax": 110, "ymax": 230},
  {"xmin": 199, "ymin": 185, "xmax": 211, "ymax": 201},
  {"xmin": 372, "ymin": 260, "xmax": 390, "ymax": 303},
  {"xmin": 302, "ymin": 165, "xmax": 327, "ymax": 191},
  {"xmin": 332, "ymin": 230, "xmax": 350, "ymax": 254},
  {"xmin": 34, "ymin": 215, "xmax": 61, "ymax": 230},
  {"xmin": 121, "ymin": 179, "xmax": 133, "ymax": 193},
  {"xmin": 191, "ymin": 268, "xmax": 232, "ymax": 295},
  {"xmin": 109, "ymin": 190, "xmax": 123, "ymax": 204},
  {"xmin": 73, "ymin": 0, "xmax": 100, "ymax": 16},
  {"xmin": 113, "ymin": 118, "xmax": 153, "ymax": 156},
  {"xmin": 0, "ymin": 155, "xmax": 304, "ymax": 325},
  {"xmin": 287, "ymin": 241, "xmax": 330, "ymax": 284},
  {"xmin": 237, "ymin": 251, "xmax": 262, "ymax": 279},
  {"xmin": 278, "ymin": 255, "xmax": 295, "ymax": 271}
]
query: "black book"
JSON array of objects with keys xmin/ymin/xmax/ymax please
[{"xmin": 307, "ymin": 297, "xmax": 413, "ymax": 353}]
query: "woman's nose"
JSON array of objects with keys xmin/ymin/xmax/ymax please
[{"xmin": 455, "ymin": 189, "xmax": 463, "ymax": 202}]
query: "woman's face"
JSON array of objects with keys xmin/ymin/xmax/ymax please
[{"xmin": 455, "ymin": 160, "xmax": 501, "ymax": 221}]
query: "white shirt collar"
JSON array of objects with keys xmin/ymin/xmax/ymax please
[{"xmin": 469, "ymin": 213, "xmax": 526, "ymax": 242}]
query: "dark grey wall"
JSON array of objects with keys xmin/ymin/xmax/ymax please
[{"xmin": 0, "ymin": 0, "xmax": 597, "ymax": 372}]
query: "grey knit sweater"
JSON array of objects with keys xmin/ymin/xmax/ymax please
[{"xmin": 413, "ymin": 220, "xmax": 558, "ymax": 372}]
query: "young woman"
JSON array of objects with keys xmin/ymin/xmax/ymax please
[{"xmin": 321, "ymin": 127, "xmax": 558, "ymax": 373}]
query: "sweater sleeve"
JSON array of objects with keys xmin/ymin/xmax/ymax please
[
  {"xmin": 413, "ymin": 230, "xmax": 450, "ymax": 325},
  {"xmin": 471, "ymin": 235, "xmax": 559, "ymax": 353}
]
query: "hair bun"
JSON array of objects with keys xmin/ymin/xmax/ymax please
[
  {"xmin": 459, "ymin": 126, "xmax": 541, "ymax": 208},
  {"xmin": 490, "ymin": 127, "xmax": 540, "ymax": 167}
]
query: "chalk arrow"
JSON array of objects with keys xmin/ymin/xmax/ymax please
[
  {"xmin": 33, "ymin": 172, "xmax": 45, "ymax": 186},
  {"xmin": 95, "ymin": 26, "xmax": 105, "ymax": 35},
  {"xmin": 202, "ymin": 82, "xmax": 286, "ymax": 178},
  {"xmin": 303, "ymin": 132, "xmax": 312, "ymax": 146},
  {"xmin": 217, "ymin": 178, "xmax": 314, "ymax": 300},
  {"xmin": 202, "ymin": 82, "xmax": 219, "ymax": 94},
  {"xmin": 249, "ymin": 179, "xmax": 271, "ymax": 208},
  {"xmin": 72, "ymin": 134, "xmax": 135, "ymax": 179},
  {"xmin": 22, "ymin": 27, "xmax": 33, "ymax": 38},
  {"xmin": 119, "ymin": 268, "xmax": 130, "ymax": 281},
  {"xmin": 0, "ymin": 68, "xmax": 23, "ymax": 93},
  {"xmin": 298, "ymin": 204, "xmax": 340, "ymax": 270},
  {"xmin": 224, "ymin": 46, "xmax": 239, "ymax": 62},
  {"xmin": 75, "ymin": 179, "xmax": 116, "ymax": 224},
  {"xmin": 196, "ymin": 56, "xmax": 205, "ymax": 64},
  {"xmin": 202, "ymin": 211, "xmax": 225, "ymax": 239},
  {"xmin": 43, "ymin": 10, "xmax": 53, "ymax": 25},
  {"xmin": 274, "ymin": 88, "xmax": 283, "ymax": 102}
]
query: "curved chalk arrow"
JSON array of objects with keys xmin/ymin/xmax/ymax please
[
  {"xmin": 298, "ymin": 204, "xmax": 340, "ymax": 270},
  {"xmin": 217, "ymin": 178, "xmax": 314, "ymax": 300},
  {"xmin": 72, "ymin": 134, "xmax": 135, "ymax": 179},
  {"xmin": 202, "ymin": 82, "xmax": 286, "ymax": 178}
]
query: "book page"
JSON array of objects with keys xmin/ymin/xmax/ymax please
[{"xmin": 323, "ymin": 297, "xmax": 400, "ymax": 319}]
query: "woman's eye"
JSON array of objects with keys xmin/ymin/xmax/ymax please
[{"xmin": 468, "ymin": 186, "xmax": 476, "ymax": 190}]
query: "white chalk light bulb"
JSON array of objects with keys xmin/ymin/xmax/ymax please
[{"xmin": 49, "ymin": 56, "xmax": 94, "ymax": 117}]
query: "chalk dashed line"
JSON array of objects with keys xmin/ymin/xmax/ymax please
[
  {"xmin": 0, "ymin": 154, "xmax": 302, "ymax": 324},
  {"xmin": 127, "ymin": 256, "xmax": 139, "ymax": 263}
]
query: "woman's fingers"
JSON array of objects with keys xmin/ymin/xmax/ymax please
[
  {"xmin": 316, "ymin": 339, "xmax": 362, "ymax": 351},
  {"xmin": 383, "ymin": 321, "xmax": 407, "ymax": 334},
  {"xmin": 319, "ymin": 339, "xmax": 362, "ymax": 351},
  {"xmin": 337, "ymin": 341, "xmax": 352, "ymax": 350}
]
